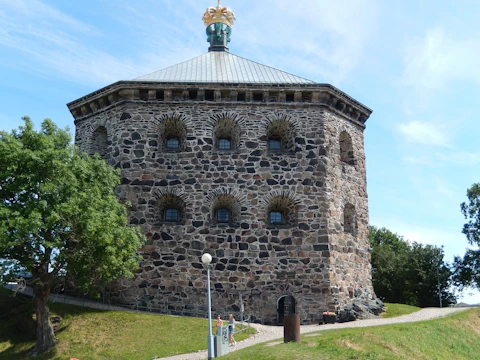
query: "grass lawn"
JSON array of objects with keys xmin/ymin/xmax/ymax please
[
  {"xmin": 225, "ymin": 308, "xmax": 480, "ymax": 360},
  {"xmin": 0, "ymin": 287, "xmax": 255, "ymax": 360},
  {"xmin": 382, "ymin": 303, "xmax": 421, "ymax": 318}
]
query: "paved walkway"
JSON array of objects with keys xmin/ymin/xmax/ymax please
[
  {"xmin": 155, "ymin": 307, "xmax": 471, "ymax": 360},
  {"xmin": 4, "ymin": 284, "xmax": 472, "ymax": 360}
]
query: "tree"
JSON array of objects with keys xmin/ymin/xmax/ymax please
[
  {"xmin": 455, "ymin": 183, "xmax": 480, "ymax": 290},
  {"xmin": 0, "ymin": 118, "xmax": 145, "ymax": 355},
  {"xmin": 369, "ymin": 226, "xmax": 411, "ymax": 304},
  {"xmin": 369, "ymin": 226, "xmax": 455, "ymax": 307}
]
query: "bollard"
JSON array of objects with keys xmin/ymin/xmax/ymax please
[
  {"xmin": 283, "ymin": 314, "xmax": 300, "ymax": 343},
  {"xmin": 215, "ymin": 325, "xmax": 229, "ymax": 357}
]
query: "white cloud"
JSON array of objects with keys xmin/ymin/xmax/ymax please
[
  {"xmin": 397, "ymin": 120, "xmax": 450, "ymax": 147},
  {"xmin": 403, "ymin": 27, "xmax": 480, "ymax": 89},
  {"xmin": 0, "ymin": 0, "xmax": 97, "ymax": 35},
  {"xmin": 457, "ymin": 289, "xmax": 480, "ymax": 305},
  {"xmin": 437, "ymin": 152, "xmax": 480, "ymax": 166},
  {"xmin": 0, "ymin": 0, "xmax": 140, "ymax": 86},
  {"xmin": 232, "ymin": 0, "xmax": 380, "ymax": 84}
]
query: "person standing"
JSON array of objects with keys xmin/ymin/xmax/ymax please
[
  {"xmin": 228, "ymin": 313, "xmax": 236, "ymax": 345},
  {"xmin": 216, "ymin": 314, "xmax": 223, "ymax": 330}
]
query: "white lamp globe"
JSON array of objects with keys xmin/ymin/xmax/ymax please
[{"xmin": 201, "ymin": 253, "xmax": 212, "ymax": 265}]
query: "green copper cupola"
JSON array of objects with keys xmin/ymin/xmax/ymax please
[{"xmin": 202, "ymin": 0, "xmax": 236, "ymax": 52}]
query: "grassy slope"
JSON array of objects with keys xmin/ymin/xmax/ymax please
[
  {"xmin": 382, "ymin": 303, "xmax": 421, "ymax": 318},
  {"xmin": 225, "ymin": 308, "xmax": 480, "ymax": 360},
  {"xmin": 0, "ymin": 287, "xmax": 254, "ymax": 360}
]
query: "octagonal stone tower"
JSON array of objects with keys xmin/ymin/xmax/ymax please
[{"xmin": 68, "ymin": 1, "xmax": 374, "ymax": 324}]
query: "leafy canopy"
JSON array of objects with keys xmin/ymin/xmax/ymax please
[
  {"xmin": 0, "ymin": 117, "xmax": 145, "ymax": 289},
  {"xmin": 370, "ymin": 226, "xmax": 455, "ymax": 307},
  {"xmin": 454, "ymin": 183, "xmax": 480, "ymax": 290}
]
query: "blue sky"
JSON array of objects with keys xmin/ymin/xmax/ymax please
[{"xmin": 1, "ymin": 0, "xmax": 479, "ymax": 303}]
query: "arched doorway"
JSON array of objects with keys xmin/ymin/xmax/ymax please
[{"xmin": 277, "ymin": 295, "xmax": 296, "ymax": 325}]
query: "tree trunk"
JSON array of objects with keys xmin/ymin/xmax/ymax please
[{"xmin": 33, "ymin": 283, "xmax": 57, "ymax": 355}]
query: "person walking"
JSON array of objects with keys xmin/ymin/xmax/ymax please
[{"xmin": 228, "ymin": 313, "xmax": 236, "ymax": 345}]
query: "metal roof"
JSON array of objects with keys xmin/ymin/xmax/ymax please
[{"xmin": 134, "ymin": 51, "xmax": 317, "ymax": 85}]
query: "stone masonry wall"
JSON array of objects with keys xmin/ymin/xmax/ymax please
[{"xmin": 74, "ymin": 94, "xmax": 372, "ymax": 324}]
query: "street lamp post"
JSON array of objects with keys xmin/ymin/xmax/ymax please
[
  {"xmin": 437, "ymin": 262, "xmax": 443, "ymax": 308},
  {"xmin": 201, "ymin": 253, "xmax": 215, "ymax": 359}
]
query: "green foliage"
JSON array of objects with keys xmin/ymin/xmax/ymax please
[
  {"xmin": 226, "ymin": 309, "xmax": 480, "ymax": 360},
  {"xmin": 0, "ymin": 118, "xmax": 145, "ymax": 352},
  {"xmin": 369, "ymin": 226, "xmax": 455, "ymax": 307},
  {"xmin": 0, "ymin": 117, "xmax": 144, "ymax": 288},
  {"xmin": 455, "ymin": 183, "xmax": 480, "ymax": 290}
]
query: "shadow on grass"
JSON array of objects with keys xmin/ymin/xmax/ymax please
[{"xmin": 0, "ymin": 287, "xmax": 109, "ymax": 360}]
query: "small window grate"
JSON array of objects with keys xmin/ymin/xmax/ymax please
[
  {"xmin": 218, "ymin": 138, "xmax": 231, "ymax": 150},
  {"xmin": 217, "ymin": 208, "xmax": 231, "ymax": 223},
  {"xmin": 166, "ymin": 137, "xmax": 180, "ymax": 149},
  {"xmin": 165, "ymin": 208, "xmax": 179, "ymax": 222},
  {"xmin": 269, "ymin": 138, "xmax": 282, "ymax": 150},
  {"xmin": 270, "ymin": 211, "xmax": 283, "ymax": 224}
]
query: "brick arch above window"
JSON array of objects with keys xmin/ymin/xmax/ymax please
[
  {"xmin": 156, "ymin": 113, "xmax": 192, "ymax": 152},
  {"xmin": 261, "ymin": 113, "xmax": 299, "ymax": 153},
  {"xmin": 153, "ymin": 188, "xmax": 190, "ymax": 225},
  {"xmin": 206, "ymin": 112, "xmax": 245, "ymax": 151},
  {"xmin": 261, "ymin": 190, "xmax": 300, "ymax": 227},
  {"xmin": 205, "ymin": 188, "xmax": 246, "ymax": 226}
]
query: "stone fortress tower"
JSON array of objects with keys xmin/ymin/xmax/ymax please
[{"xmin": 68, "ymin": 1, "xmax": 375, "ymax": 324}]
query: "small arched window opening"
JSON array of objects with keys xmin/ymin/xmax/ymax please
[
  {"xmin": 266, "ymin": 194, "xmax": 297, "ymax": 227},
  {"xmin": 166, "ymin": 137, "xmax": 180, "ymax": 149},
  {"xmin": 264, "ymin": 115, "xmax": 296, "ymax": 153},
  {"xmin": 218, "ymin": 138, "xmax": 232, "ymax": 150},
  {"xmin": 269, "ymin": 211, "xmax": 283, "ymax": 225},
  {"xmin": 343, "ymin": 203, "xmax": 356, "ymax": 236},
  {"xmin": 90, "ymin": 126, "xmax": 108, "ymax": 158},
  {"xmin": 155, "ymin": 193, "xmax": 186, "ymax": 225},
  {"xmin": 340, "ymin": 131, "xmax": 355, "ymax": 165},
  {"xmin": 216, "ymin": 208, "xmax": 231, "ymax": 223},
  {"xmin": 164, "ymin": 208, "xmax": 179, "ymax": 222},
  {"xmin": 212, "ymin": 115, "xmax": 242, "ymax": 151},
  {"xmin": 158, "ymin": 114, "xmax": 188, "ymax": 152}
]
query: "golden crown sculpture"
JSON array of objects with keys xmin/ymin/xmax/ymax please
[{"xmin": 202, "ymin": 0, "xmax": 236, "ymax": 28}]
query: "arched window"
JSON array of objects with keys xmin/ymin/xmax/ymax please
[
  {"xmin": 264, "ymin": 115, "xmax": 296, "ymax": 153},
  {"xmin": 208, "ymin": 191, "xmax": 242, "ymax": 226},
  {"xmin": 265, "ymin": 193, "xmax": 297, "ymax": 227},
  {"xmin": 269, "ymin": 211, "xmax": 283, "ymax": 224},
  {"xmin": 340, "ymin": 131, "xmax": 355, "ymax": 165},
  {"xmin": 218, "ymin": 138, "xmax": 232, "ymax": 150},
  {"xmin": 158, "ymin": 113, "xmax": 188, "ymax": 152},
  {"xmin": 90, "ymin": 126, "xmax": 108, "ymax": 158},
  {"xmin": 211, "ymin": 114, "xmax": 242, "ymax": 151},
  {"xmin": 166, "ymin": 137, "xmax": 180, "ymax": 149},
  {"xmin": 216, "ymin": 208, "xmax": 231, "ymax": 223},
  {"xmin": 164, "ymin": 208, "xmax": 179, "ymax": 222},
  {"xmin": 343, "ymin": 203, "xmax": 356, "ymax": 235},
  {"xmin": 155, "ymin": 193, "xmax": 186, "ymax": 224}
]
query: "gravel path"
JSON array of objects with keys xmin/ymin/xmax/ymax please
[{"xmin": 155, "ymin": 307, "xmax": 471, "ymax": 360}]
